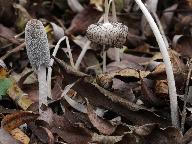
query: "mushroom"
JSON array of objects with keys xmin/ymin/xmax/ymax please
[
  {"xmin": 25, "ymin": 19, "xmax": 50, "ymax": 114},
  {"xmin": 133, "ymin": 0, "xmax": 179, "ymax": 128},
  {"xmin": 86, "ymin": 0, "xmax": 128, "ymax": 72}
]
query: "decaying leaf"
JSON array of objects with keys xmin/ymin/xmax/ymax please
[
  {"xmin": 51, "ymin": 114, "xmax": 92, "ymax": 144},
  {"xmin": 66, "ymin": 6, "xmax": 102, "ymax": 35},
  {"xmin": 90, "ymin": 0, "xmax": 103, "ymax": 11},
  {"xmin": 1, "ymin": 111, "xmax": 38, "ymax": 132},
  {"xmin": 0, "ymin": 128, "xmax": 20, "ymax": 144},
  {"xmin": 10, "ymin": 128, "xmax": 30, "ymax": 144},
  {"xmin": 33, "ymin": 126, "xmax": 54, "ymax": 144},
  {"xmin": 86, "ymin": 100, "xmax": 116, "ymax": 135}
]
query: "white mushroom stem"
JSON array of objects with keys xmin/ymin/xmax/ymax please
[
  {"xmin": 115, "ymin": 48, "xmax": 120, "ymax": 62},
  {"xmin": 66, "ymin": 37, "xmax": 75, "ymax": 68},
  {"xmin": 38, "ymin": 65, "xmax": 48, "ymax": 114},
  {"xmin": 111, "ymin": 0, "xmax": 120, "ymax": 62},
  {"xmin": 104, "ymin": 0, "xmax": 109, "ymax": 23},
  {"xmin": 134, "ymin": 0, "xmax": 179, "ymax": 127},
  {"xmin": 75, "ymin": 40, "xmax": 91, "ymax": 70},
  {"xmin": 103, "ymin": 46, "xmax": 107, "ymax": 73}
]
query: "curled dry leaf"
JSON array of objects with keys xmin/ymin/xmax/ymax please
[
  {"xmin": 49, "ymin": 22, "xmax": 65, "ymax": 41},
  {"xmin": 86, "ymin": 100, "xmax": 116, "ymax": 135},
  {"xmin": 37, "ymin": 106, "xmax": 53, "ymax": 127},
  {"xmin": 33, "ymin": 126, "xmax": 54, "ymax": 144},
  {"xmin": 10, "ymin": 128, "xmax": 30, "ymax": 144},
  {"xmin": 141, "ymin": 78, "xmax": 164, "ymax": 106},
  {"xmin": 51, "ymin": 114, "xmax": 92, "ymax": 144},
  {"xmin": 0, "ymin": 128, "xmax": 20, "ymax": 144},
  {"xmin": 0, "ymin": 24, "xmax": 20, "ymax": 45},
  {"xmin": 62, "ymin": 81, "xmax": 87, "ymax": 113},
  {"xmin": 182, "ymin": 127, "xmax": 192, "ymax": 144},
  {"xmin": 92, "ymin": 133, "xmax": 122, "ymax": 144},
  {"xmin": 173, "ymin": 35, "xmax": 192, "ymax": 58},
  {"xmin": 66, "ymin": 6, "xmax": 102, "ymax": 35},
  {"xmin": 67, "ymin": 0, "xmax": 84, "ymax": 13},
  {"xmin": 116, "ymin": 133, "xmax": 136, "ymax": 144},
  {"xmin": 106, "ymin": 60, "xmax": 145, "ymax": 73},
  {"xmin": 1, "ymin": 111, "xmax": 38, "ymax": 132},
  {"xmin": 155, "ymin": 80, "xmax": 168, "ymax": 98},
  {"xmin": 131, "ymin": 124, "xmax": 183, "ymax": 144},
  {"xmin": 96, "ymin": 73, "xmax": 113, "ymax": 90}
]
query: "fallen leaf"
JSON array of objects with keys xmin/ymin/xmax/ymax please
[
  {"xmin": 141, "ymin": 78, "xmax": 164, "ymax": 106},
  {"xmin": 33, "ymin": 126, "xmax": 54, "ymax": 144},
  {"xmin": 10, "ymin": 128, "xmax": 30, "ymax": 144},
  {"xmin": 0, "ymin": 128, "xmax": 20, "ymax": 144},
  {"xmin": 1, "ymin": 111, "xmax": 38, "ymax": 132},
  {"xmin": 86, "ymin": 100, "xmax": 116, "ymax": 135},
  {"xmin": 66, "ymin": 6, "xmax": 102, "ymax": 35},
  {"xmin": 51, "ymin": 114, "xmax": 92, "ymax": 144},
  {"xmin": 91, "ymin": 133, "xmax": 122, "ymax": 143},
  {"xmin": 182, "ymin": 127, "xmax": 192, "ymax": 144}
]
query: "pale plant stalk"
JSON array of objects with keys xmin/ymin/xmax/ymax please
[
  {"xmin": 112, "ymin": 0, "xmax": 120, "ymax": 62},
  {"xmin": 151, "ymin": 11, "xmax": 169, "ymax": 49},
  {"xmin": 38, "ymin": 65, "xmax": 47, "ymax": 114},
  {"xmin": 134, "ymin": 0, "xmax": 179, "ymax": 127},
  {"xmin": 47, "ymin": 36, "xmax": 66, "ymax": 98},
  {"xmin": 104, "ymin": 0, "xmax": 109, "ymax": 23},
  {"xmin": 103, "ymin": 46, "xmax": 107, "ymax": 73},
  {"xmin": 66, "ymin": 37, "xmax": 75, "ymax": 67},
  {"xmin": 75, "ymin": 40, "xmax": 91, "ymax": 69}
]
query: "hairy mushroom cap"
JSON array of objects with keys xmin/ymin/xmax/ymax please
[
  {"xmin": 86, "ymin": 22, "xmax": 128, "ymax": 47},
  {"xmin": 25, "ymin": 19, "xmax": 50, "ymax": 70}
]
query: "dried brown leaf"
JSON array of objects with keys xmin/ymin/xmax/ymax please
[
  {"xmin": 0, "ymin": 128, "xmax": 20, "ymax": 144},
  {"xmin": 1, "ymin": 111, "xmax": 38, "ymax": 132},
  {"xmin": 33, "ymin": 126, "xmax": 54, "ymax": 144},
  {"xmin": 86, "ymin": 100, "xmax": 116, "ymax": 135},
  {"xmin": 51, "ymin": 114, "xmax": 92, "ymax": 144},
  {"xmin": 66, "ymin": 6, "xmax": 102, "ymax": 35}
]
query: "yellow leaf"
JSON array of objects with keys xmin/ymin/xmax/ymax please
[
  {"xmin": 10, "ymin": 128, "xmax": 30, "ymax": 144},
  {"xmin": 90, "ymin": 0, "xmax": 103, "ymax": 11}
]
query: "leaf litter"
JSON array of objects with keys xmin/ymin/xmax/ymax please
[{"xmin": 1, "ymin": 0, "xmax": 192, "ymax": 143}]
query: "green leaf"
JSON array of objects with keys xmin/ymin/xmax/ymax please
[{"xmin": 0, "ymin": 78, "xmax": 13, "ymax": 99}]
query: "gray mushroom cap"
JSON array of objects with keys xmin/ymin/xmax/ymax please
[
  {"xmin": 86, "ymin": 22, "xmax": 128, "ymax": 47},
  {"xmin": 25, "ymin": 19, "xmax": 50, "ymax": 70}
]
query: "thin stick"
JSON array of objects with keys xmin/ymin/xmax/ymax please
[
  {"xmin": 112, "ymin": 0, "xmax": 117, "ymax": 22},
  {"xmin": 181, "ymin": 60, "xmax": 192, "ymax": 132},
  {"xmin": 75, "ymin": 40, "xmax": 91, "ymax": 69},
  {"xmin": 47, "ymin": 36, "xmax": 66, "ymax": 98},
  {"xmin": 14, "ymin": 31, "xmax": 25, "ymax": 39},
  {"xmin": 134, "ymin": 0, "xmax": 179, "ymax": 128},
  {"xmin": 103, "ymin": 46, "xmax": 107, "ymax": 73},
  {"xmin": 38, "ymin": 65, "xmax": 48, "ymax": 114},
  {"xmin": 1, "ymin": 42, "xmax": 26, "ymax": 60},
  {"xmin": 151, "ymin": 11, "xmax": 169, "ymax": 49},
  {"xmin": 115, "ymin": 48, "xmax": 120, "ymax": 62},
  {"xmin": 111, "ymin": 0, "xmax": 121, "ymax": 62},
  {"xmin": 66, "ymin": 37, "xmax": 75, "ymax": 67},
  {"xmin": 104, "ymin": 0, "xmax": 109, "ymax": 23}
]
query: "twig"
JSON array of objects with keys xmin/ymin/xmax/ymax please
[
  {"xmin": 75, "ymin": 40, "xmax": 91, "ymax": 70},
  {"xmin": 66, "ymin": 36, "xmax": 75, "ymax": 67},
  {"xmin": 181, "ymin": 59, "xmax": 192, "ymax": 132},
  {"xmin": 151, "ymin": 11, "xmax": 169, "ymax": 49},
  {"xmin": 103, "ymin": 46, "xmax": 107, "ymax": 73},
  {"xmin": 0, "ymin": 34, "xmax": 20, "ymax": 45},
  {"xmin": 47, "ymin": 36, "xmax": 66, "ymax": 98},
  {"xmin": 1, "ymin": 42, "xmax": 26, "ymax": 60},
  {"xmin": 111, "ymin": 0, "xmax": 120, "ymax": 62}
]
